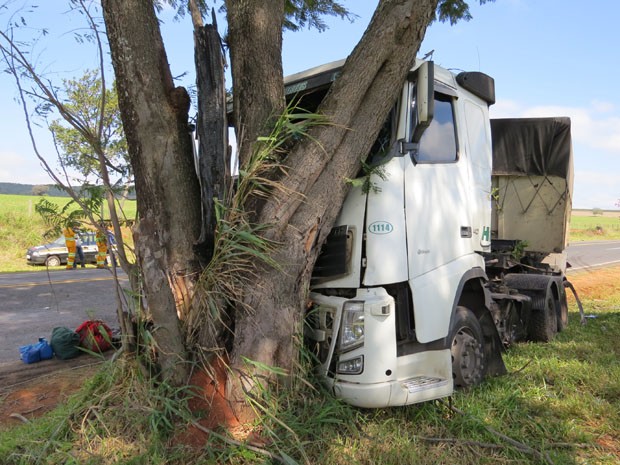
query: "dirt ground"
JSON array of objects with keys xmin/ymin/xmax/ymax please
[
  {"xmin": 0, "ymin": 355, "xmax": 107, "ymax": 430},
  {"xmin": 1, "ymin": 266, "xmax": 618, "ymax": 432}
]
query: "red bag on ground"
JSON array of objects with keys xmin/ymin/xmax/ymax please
[{"xmin": 75, "ymin": 320, "xmax": 113, "ymax": 353}]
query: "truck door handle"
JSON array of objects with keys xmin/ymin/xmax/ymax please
[{"xmin": 460, "ymin": 226, "xmax": 472, "ymax": 238}]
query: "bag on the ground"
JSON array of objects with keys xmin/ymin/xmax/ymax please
[
  {"xmin": 19, "ymin": 337, "xmax": 54, "ymax": 364},
  {"xmin": 19, "ymin": 344, "xmax": 40, "ymax": 364},
  {"xmin": 50, "ymin": 326, "xmax": 82, "ymax": 360},
  {"xmin": 35, "ymin": 337, "xmax": 54, "ymax": 360},
  {"xmin": 75, "ymin": 320, "xmax": 113, "ymax": 353}
]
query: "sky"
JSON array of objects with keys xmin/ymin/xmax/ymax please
[{"xmin": 0, "ymin": 0, "xmax": 618, "ymax": 209}]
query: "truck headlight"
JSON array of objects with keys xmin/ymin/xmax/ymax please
[
  {"xmin": 340, "ymin": 300, "xmax": 364, "ymax": 351},
  {"xmin": 337, "ymin": 355, "xmax": 364, "ymax": 374}
]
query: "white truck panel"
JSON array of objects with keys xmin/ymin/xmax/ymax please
[
  {"xmin": 404, "ymin": 159, "xmax": 472, "ymax": 279},
  {"xmin": 410, "ymin": 253, "xmax": 485, "ymax": 343},
  {"xmin": 461, "ymin": 99, "xmax": 493, "ymax": 252},
  {"xmin": 363, "ymin": 157, "xmax": 409, "ymax": 286},
  {"xmin": 312, "ymin": 184, "xmax": 367, "ymax": 290},
  {"xmin": 328, "ymin": 349, "xmax": 452, "ymax": 408}
]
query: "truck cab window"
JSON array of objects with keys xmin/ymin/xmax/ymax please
[
  {"xmin": 414, "ymin": 93, "xmax": 457, "ymax": 164},
  {"xmin": 368, "ymin": 106, "xmax": 396, "ymax": 165}
]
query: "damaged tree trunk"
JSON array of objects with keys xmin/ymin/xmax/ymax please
[{"xmin": 193, "ymin": 12, "xmax": 229, "ymax": 264}]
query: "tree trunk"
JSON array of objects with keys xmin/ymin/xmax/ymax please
[
  {"xmin": 193, "ymin": 16, "xmax": 228, "ymax": 264},
  {"xmin": 227, "ymin": 0, "xmax": 440, "ymax": 422},
  {"xmin": 225, "ymin": 0, "xmax": 286, "ymax": 168},
  {"xmin": 102, "ymin": 0, "xmax": 202, "ymax": 384}
]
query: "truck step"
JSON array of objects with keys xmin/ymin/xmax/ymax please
[{"xmin": 402, "ymin": 376, "xmax": 450, "ymax": 393}]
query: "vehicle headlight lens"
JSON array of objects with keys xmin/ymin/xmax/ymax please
[
  {"xmin": 340, "ymin": 300, "xmax": 364, "ymax": 351},
  {"xmin": 337, "ymin": 355, "xmax": 364, "ymax": 374},
  {"xmin": 31, "ymin": 251, "xmax": 40, "ymax": 256}
]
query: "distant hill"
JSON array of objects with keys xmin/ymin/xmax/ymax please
[
  {"xmin": 0, "ymin": 182, "xmax": 136, "ymax": 199},
  {"xmin": 0, "ymin": 182, "xmax": 69, "ymax": 197}
]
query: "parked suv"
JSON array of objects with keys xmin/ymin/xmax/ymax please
[{"xmin": 26, "ymin": 232, "xmax": 99, "ymax": 267}]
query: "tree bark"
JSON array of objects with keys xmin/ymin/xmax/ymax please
[
  {"xmin": 225, "ymin": 0, "xmax": 286, "ymax": 169},
  {"xmin": 193, "ymin": 15, "xmax": 228, "ymax": 264},
  {"xmin": 227, "ymin": 0, "xmax": 440, "ymax": 422},
  {"xmin": 102, "ymin": 0, "xmax": 202, "ymax": 384}
]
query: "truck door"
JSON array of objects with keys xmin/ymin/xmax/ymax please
[
  {"xmin": 404, "ymin": 85, "xmax": 476, "ymax": 342},
  {"xmin": 404, "ymin": 86, "xmax": 473, "ymax": 278}
]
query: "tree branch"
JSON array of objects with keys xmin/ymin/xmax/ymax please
[{"xmin": 440, "ymin": 400, "xmax": 556, "ymax": 465}]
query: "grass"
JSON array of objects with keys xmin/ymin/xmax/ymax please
[
  {"xmin": 0, "ymin": 267, "xmax": 618, "ymax": 464},
  {"xmin": 569, "ymin": 211, "xmax": 620, "ymax": 241}
]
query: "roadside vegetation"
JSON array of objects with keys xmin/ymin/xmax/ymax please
[{"xmin": 0, "ymin": 266, "xmax": 618, "ymax": 464}]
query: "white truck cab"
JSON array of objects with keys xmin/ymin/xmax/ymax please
[{"xmin": 297, "ymin": 59, "xmax": 572, "ymax": 408}]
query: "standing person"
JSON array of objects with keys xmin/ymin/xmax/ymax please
[
  {"xmin": 74, "ymin": 229, "xmax": 86, "ymax": 269},
  {"xmin": 63, "ymin": 224, "xmax": 76, "ymax": 270},
  {"xmin": 95, "ymin": 225, "xmax": 108, "ymax": 269},
  {"xmin": 106, "ymin": 224, "xmax": 117, "ymax": 268}
]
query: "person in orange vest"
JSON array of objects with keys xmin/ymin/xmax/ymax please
[
  {"xmin": 95, "ymin": 224, "xmax": 108, "ymax": 269},
  {"xmin": 63, "ymin": 224, "xmax": 77, "ymax": 270}
]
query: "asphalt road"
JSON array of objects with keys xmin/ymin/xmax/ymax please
[
  {"xmin": 566, "ymin": 240, "xmax": 620, "ymax": 272},
  {"xmin": 0, "ymin": 268, "xmax": 126, "ymax": 365}
]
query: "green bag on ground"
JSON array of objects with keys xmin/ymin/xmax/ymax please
[{"xmin": 50, "ymin": 326, "xmax": 81, "ymax": 360}]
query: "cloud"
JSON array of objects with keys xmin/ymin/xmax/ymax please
[
  {"xmin": 572, "ymin": 170, "xmax": 620, "ymax": 209},
  {"xmin": 490, "ymin": 100, "xmax": 620, "ymax": 155},
  {"xmin": 0, "ymin": 151, "xmax": 51, "ymax": 184}
]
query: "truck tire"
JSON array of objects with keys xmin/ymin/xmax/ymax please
[
  {"xmin": 556, "ymin": 285, "xmax": 569, "ymax": 332},
  {"xmin": 450, "ymin": 306, "xmax": 485, "ymax": 388},
  {"xmin": 45, "ymin": 255, "xmax": 61, "ymax": 267},
  {"xmin": 528, "ymin": 291, "xmax": 557, "ymax": 342}
]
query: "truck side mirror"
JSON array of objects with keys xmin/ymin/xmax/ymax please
[{"xmin": 412, "ymin": 61, "xmax": 434, "ymax": 143}]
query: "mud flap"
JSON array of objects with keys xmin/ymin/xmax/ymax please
[{"xmin": 478, "ymin": 311, "xmax": 507, "ymax": 377}]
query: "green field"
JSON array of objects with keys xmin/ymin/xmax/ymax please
[
  {"xmin": 570, "ymin": 210, "xmax": 620, "ymax": 241},
  {"xmin": 0, "ymin": 194, "xmax": 136, "ymax": 272}
]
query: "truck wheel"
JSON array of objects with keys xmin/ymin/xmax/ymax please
[
  {"xmin": 45, "ymin": 255, "xmax": 61, "ymax": 267},
  {"xmin": 528, "ymin": 292, "xmax": 557, "ymax": 342},
  {"xmin": 556, "ymin": 285, "xmax": 569, "ymax": 332},
  {"xmin": 450, "ymin": 306, "xmax": 485, "ymax": 388}
]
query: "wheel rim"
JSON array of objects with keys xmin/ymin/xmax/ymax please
[
  {"xmin": 47, "ymin": 256, "xmax": 60, "ymax": 267},
  {"xmin": 452, "ymin": 327, "xmax": 484, "ymax": 387}
]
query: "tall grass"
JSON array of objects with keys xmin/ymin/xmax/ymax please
[{"xmin": 0, "ymin": 357, "xmax": 195, "ymax": 465}]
